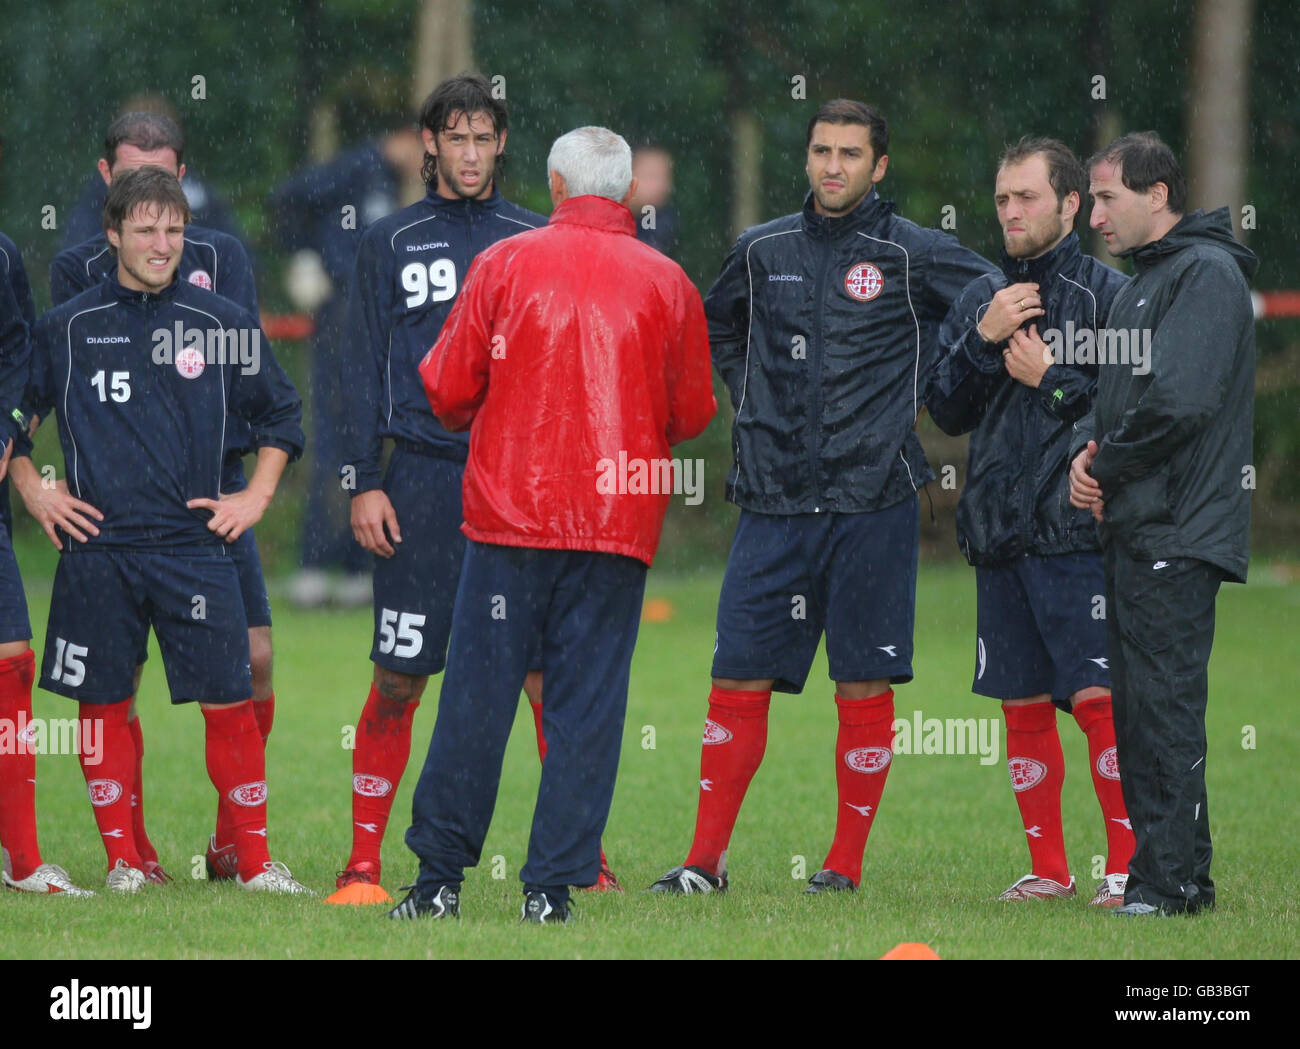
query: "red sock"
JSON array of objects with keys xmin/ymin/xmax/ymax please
[
  {"xmin": 126, "ymin": 709, "xmax": 159, "ymax": 866},
  {"xmin": 212, "ymin": 694, "xmax": 262, "ymax": 853},
  {"xmin": 1003, "ymin": 701, "xmax": 1069, "ymax": 884},
  {"xmin": 683, "ymin": 686, "xmax": 770, "ymax": 877},
  {"xmin": 346, "ymin": 685, "xmax": 418, "ymax": 872},
  {"xmin": 254, "ymin": 692, "xmax": 275, "ymax": 742},
  {"xmin": 1072, "ymin": 695, "xmax": 1135, "ymax": 875},
  {"xmin": 822, "ymin": 691, "xmax": 896, "ymax": 885},
  {"xmin": 529, "ymin": 698, "xmax": 547, "ymax": 764},
  {"xmin": 202, "ymin": 701, "xmax": 271, "ymax": 880},
  {"xmin": 79, "ymin": 700, "xmax": 143, "ymax": 872},
  {"xmin": 0, "ymin": 650, "xmax": 41, "ymax": 881}
]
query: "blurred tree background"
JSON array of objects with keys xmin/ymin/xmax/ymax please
[{"xmin": 1, "ymin": 0, "xmax": 1295, "ymax": 578}]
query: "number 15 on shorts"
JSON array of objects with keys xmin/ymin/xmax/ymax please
[{"xmin": 378, "ymin": 609, "xmax": 426, "ymax": 659}]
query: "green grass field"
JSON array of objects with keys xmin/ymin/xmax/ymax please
[{"xmin": 2, "ymin": 559, "xmax": 1297, "ymax": 960}]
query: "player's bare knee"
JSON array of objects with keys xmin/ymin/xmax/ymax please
[
  {"xmin": 835, "ymin": 679, "xmax": 891, "ymax": 700},
  {"xmin": 523, "ymin": 670, "xmax": 543, "ymax": 706},
  {"xmin": 373, "ymin": 666, "xmax": 427, "ymax": 704},
  {"xmin": 249, "ymin": 626, "xmax": 273, "ymax": 699},
  {"xmin": 713, "ymin": 677, "xmax": 775, "ymax": 692},
  {"xmin": 1070, "ymin": 686, "xmax": 1110, "ymax": 706},
  {"xmin": 1002, "ymin": 694, "xmax": 1053, "ymax": 710}
]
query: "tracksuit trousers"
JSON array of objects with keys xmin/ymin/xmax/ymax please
[
  {"xmin": 1104, "ymin": 548, "xmax": 1224, "ymax": 913},
  {"xmin": 406, "ymin": 540, "xmax": 647, "ymax": 903}
]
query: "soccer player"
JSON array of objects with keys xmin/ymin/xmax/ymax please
[
  {"xmin": 395, "ymin": 124, "xmax": 714, "ymax": 922},
  {"xmin": 331, "ymin": 76, "xmax": 620, "ymax": 904},
  {"xmin": 1071, "ymin": 133, "xmax": 1257, "ymax": 916},
  {"xmin": 926, "ymin": 137, "xmax": 1134, "ymax": 905},
  {"xmin": 49, "ymin": 111, "xmax": 277, "ymax": 885},
  {"xmin": 0, "ymin": 233, "xmax": 94, "ymax": 897},
  {"xmin": 9, "ymin": 167, "xmax": 308, "ymax": 894},
  {"xmin": 650, "ymin": 99, "xmax": 995, "ymax": 897}
]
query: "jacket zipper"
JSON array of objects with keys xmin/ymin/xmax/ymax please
[{"xmin": 809, "ymin": 235, "xmax": 833, "ymax": 513}]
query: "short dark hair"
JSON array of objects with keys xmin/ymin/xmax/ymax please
[
  {"xmin": 417, "ymin": 73, "xmax": 507, "ymax": 185},
  {"xmin": 1088, "ymin": 131, "xmax": 1186, "ymax": 215},
  {"xmin": 103, "ymin": 166, "xmax": 190, "ymax": 234},
  {"xmin": 999, "ymin": 136, "xmax": 1087, "ymax": 212},
  {"xmin": 806, "ymin": 99, "xmax": 888, "ymax": 162},
  {"xmin": 104, "ymin": 111, "xmax": 185, "ymax": 170}
]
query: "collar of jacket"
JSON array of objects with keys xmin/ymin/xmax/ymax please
[
  {"xmin": 1123, "ymin": 206, "xmax": 1258, "ymax": 281},
  {"xmin": 548, "ymin": 194, "xmax": 636, "ymax": 234},
  {"xmin": 1000, "ymin": 230, "xmax": 1080, "ymax": 285},
  {"xmin": 108, "ymin": 272, "xmax": 181, "ymax": 306},
  {"xmin": 800, "ymin": 188, "xmax": 894, "ymax": 239},
  {"xmin": 422, "ymin": 184, "xmax": 504, "ymax": 214}
]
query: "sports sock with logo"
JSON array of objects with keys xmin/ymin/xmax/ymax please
[
  {"xmin": 201, "ymin": 700, "xmax": 271, "ymax": 880},
  {"xmin": 254, "ymin": 691, "xmax": 275, "ymax": 742},
  {"xmin": 0, "ymin": 650, "xmax": 41, "ymax": 881},
  {"xmin": 1071, "ymin": 694, "xmax": 1135, "ymax": 875},
  {"xmin": 683, "ymin": 686, "xmax": 771, "ymax": 878},
  {"xmin": 126, "ymin": 708, "xmax": 159, "ymax": 866},
  {"xmin": 346, "ymin": 685, "xmax": 418, "ymax": 873},
  {"xmin": 821, "ymin": 690, "xmax": 895, "ymax": 885},
  {"xmin": 212, "ymin": 695, "xmax": 263, "ymax": 856},
  {"xmin": 79, "ymin": 699, "xmax": 144, "ymax": 872},
  {"xmin": 1002, "ymin": 700, "xmax": 1069, "ymax": 884}
]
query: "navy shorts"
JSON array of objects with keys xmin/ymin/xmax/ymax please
[
  {"xmin": 974, "ymin": 551, "xmax": 1110, "ymax": 708},
  {"xmin": 221, "ymin": 454, "xmax": 272, "ymax": 630},
  {"xmin": 712, "ymin": 498, "xmax": 919, "ymax": 693},
  {"xmin": 0, "ymin": 519, "xmax": 32, "ymax": 644},
  {"xmin": 369, "ymin": 448, "xmax": 470, "ymax": 677},
  {"xmin": 42, "ymin": 547, "xmax": 252, "ymax": 705}
]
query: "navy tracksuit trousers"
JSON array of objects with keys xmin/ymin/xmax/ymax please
[{"xmin": 406, "ymin": 540, "xmax": 647, "ymax": 902}]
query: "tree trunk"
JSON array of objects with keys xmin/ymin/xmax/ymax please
[{"xmin": 1187, "ymin": 0, "xmax": 1254, "ymax": 235}]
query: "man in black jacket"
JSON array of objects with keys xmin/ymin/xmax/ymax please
[
  {"xmin": 929, "ymin": 138, "xmax": 1133, "ymax": 906},
  {"xmin": 1070, "ymin": 132, "xmax": 1257, "ymax": 916},
  {"xmin": 651, "ymin": 99, "xmax": 994, "ymax": 897}
]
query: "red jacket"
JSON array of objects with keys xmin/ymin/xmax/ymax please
[{"xmin": 420, "ymin": 194, "xmax": 716, "ymax": 566}]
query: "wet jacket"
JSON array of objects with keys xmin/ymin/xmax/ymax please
[
  {"xmin": 1073, "ymin": 208, "xmax": 1258, "ymax": 583},
  {"xmin": 707, "ymin": 189, "xmax": 995, "ymax": 514},
  {"xmin": 420, "ymin": 195, "xmax": 716, "ymax": 566},
  {"xmin": 927, "ymin": 233, "xmax": 1129, "ymax": 563}
]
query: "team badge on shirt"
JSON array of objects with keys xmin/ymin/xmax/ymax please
[
  {"xmin": 175, "ymin": 346, "xmax": 205, "ymax": 379},
  {"xmin": 844, "ymin": 262, "xmax": 884, "ymax": 302},
  {"xmin": 844, "ymin": 746, "xmax": 892, "ymax": 773},
  {"xmin": 187, "ymin": 269, "xmax": 213, "ymax": 291}
]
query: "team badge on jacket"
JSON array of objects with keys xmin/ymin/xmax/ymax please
[
  {"xmin": 844, "ymin": 262, "xmax": 884, "ymax": 301},
  {"xmin": 187, "ymin": 269, "xmax": 213, "ymax": 290},
  {"xmin": 175, "ymin": 346, "xmax": 205, "ymax": 379}
]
